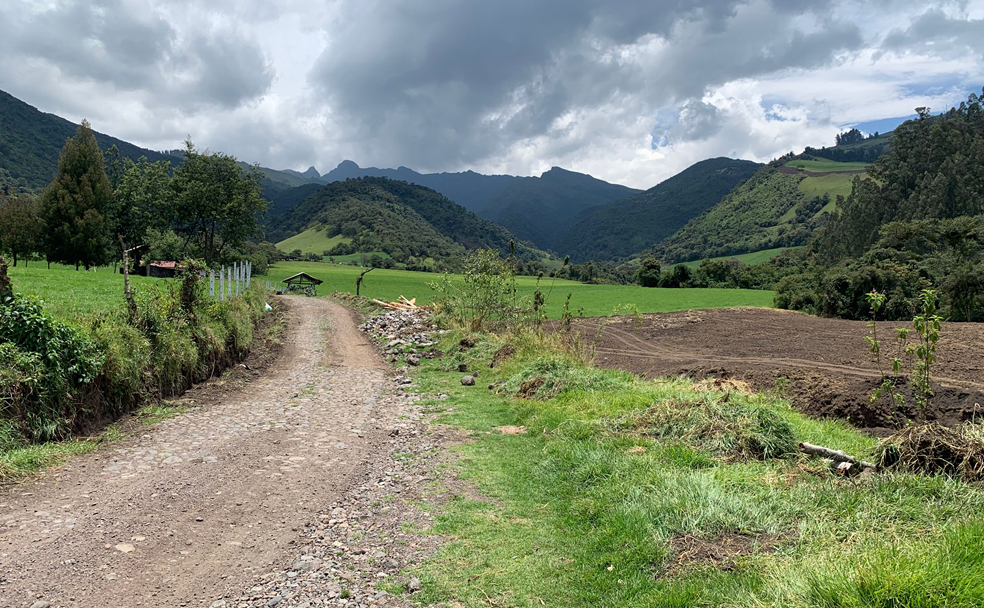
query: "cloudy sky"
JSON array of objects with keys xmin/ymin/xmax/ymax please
[{"xmin": 1, "ymin": 0, "xmax": 983, "ymax": 188}]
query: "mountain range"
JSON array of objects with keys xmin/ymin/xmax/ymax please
[{"xmin": 1, "ymin": 87, "xmax": 893, "ymax": 269}]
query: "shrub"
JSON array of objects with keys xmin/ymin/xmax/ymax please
[
  {"xmin": 0, "ymin": 293, "xmax": 103, "ymax": 440},
  {"xmin": 86, "ymin": 317, "xmax": 152, "ymax": 415}
]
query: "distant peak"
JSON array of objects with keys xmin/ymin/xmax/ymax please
[
  {"xmin": 336, "ymin": 160, "xmax": 360, "ymax": 169},
  {"xmin": 540, "ymin": 166, "xmax": 585, "ymax": 180},
  {"xmin": 302, "ymin": 166, "xmax": 320, "ymax": 178}
]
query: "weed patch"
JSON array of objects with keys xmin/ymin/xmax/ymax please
[{"xmin": 612, "ymin": 394, "xmax": 798, "ymax": 460}]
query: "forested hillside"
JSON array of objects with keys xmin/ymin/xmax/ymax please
[
  {"xmin": 775, "ymin": 91, "xmax": 984, "ymax": 320},
  {"xmin": 482, "ymin": 167, "xmax": 640, "ymax": 251},
  {"xmin": 554, "ymin": 158, "xmax": 760, "ymax": 262},
  {"xmin": 651, "ymin": 156, "xmax": 870, "ymax": 263},
  {"xmin": 273, "ymin": 177, "xmax": 548, "ymax": 268},
  {"xmin": 0, "ymin": 90, "xmax": 178, "ymax": 193}
]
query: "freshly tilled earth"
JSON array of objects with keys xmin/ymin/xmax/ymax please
[{"xmin": 0, "ymin": 297, "xmax": 447, "ymax": 608}]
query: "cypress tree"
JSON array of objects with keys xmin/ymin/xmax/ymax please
[{"xmin": 39, "ymin": 120, "xmax": 114, "ymax": 270}]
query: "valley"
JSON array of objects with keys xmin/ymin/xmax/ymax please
[{"xmin": 2, "ymin": 64, "xmax": 984, "ymax": 608}]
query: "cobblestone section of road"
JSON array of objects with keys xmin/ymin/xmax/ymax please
[{"xmin": 0, "ymin": 297, "xmax": 412, "ymax": 608}]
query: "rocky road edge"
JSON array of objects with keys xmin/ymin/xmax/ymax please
[{"xmin": 218, "ymin": 307, "xmax": 460, "ymax": 608}]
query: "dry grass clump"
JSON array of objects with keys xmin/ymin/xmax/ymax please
[
  {"xmin": 613, "ymin": 394, "xmax": 797, "ymax": 460},
  {"xmin": 876, "ymin": 422, "xmax": 984, "ymax": 481}
]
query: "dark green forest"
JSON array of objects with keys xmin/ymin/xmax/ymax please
[
  {"xmin": 775, "ymin": 92, "xmax": 984, "ymax": 320},
  {"xmin": 483, "ymin": 167, "xmax": 641, "ymax": 251},
  {"xmin": 555, "ymin": 158, "xmax": 761, "ymax": 263},
  {"xmin": 0, "ymin": 90, "xmax": 178, "ymax": 194},
  {"xmin": 651, "ymin": 165, "xmax": 816, "ymax": 263},
  {"xmin": 274, "ymin": 177, "xmax": 549, "ymax": 267}
]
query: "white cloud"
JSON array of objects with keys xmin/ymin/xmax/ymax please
[{"xmin": 1, "ymin": 0, "xmax": 982, "ymax": 189}]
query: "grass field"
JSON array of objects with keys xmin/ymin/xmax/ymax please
[
  {"xmin": 275, "ymin": 227, "xmax": 351, "ymax": 255},
  {"xmin": 6, "ymin": 261, "xmax": 774, "ymax": 322},
  {"xmin": 784, "ymin": 159, "xmax": 871, "ymax": 173},
  {"xmin": 679, "ymin": 247, "xmax": 803, "ymax": 269},
  {"xmin": 265, "ymin": 261, "xmax": 774, "ymax": 318},
  {"xmin": 7, "ymin": 264, "xmax": 161, "ymax": 319}
]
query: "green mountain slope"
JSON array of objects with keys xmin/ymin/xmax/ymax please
[
  {"xmin": 652, "ymin": 157, "xmax": 872, "ymax": 264},
  {"xmin": 273, "ymin": 177, "xmax": 548, "ymax": 266},
  {"xmin": 0, "ymin": 89, "xmax": 179, "ymax": 193},
  {"xmin": 482, "ymin": 167, "xmax": 641, "ymax": 251},
  {"xmin": 554, "ymin": 158, "xmax": 761, "ymax": 262}
]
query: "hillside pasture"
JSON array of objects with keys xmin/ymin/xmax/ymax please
[
  {"xmin": 784, "ymin": 159, "xmax": 871, "ymax": 173},
  {"xmin": 275, "ymin": 227, "xmax": 351, "ymax": 255},
  {"xmin": 678, "ymin": 246, "xmax": 804, "ymax": 269}
]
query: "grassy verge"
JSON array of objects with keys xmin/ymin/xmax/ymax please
[
  {"xmin": 400, "ymin": 329, "xmax": 984, "ymax": 607},
  {"xmin": 1, "ymin": 262, "xmax": 269, "ymax": 481}
]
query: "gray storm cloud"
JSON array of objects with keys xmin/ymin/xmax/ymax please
[{"xmin": 0, "ymin": 0, "xmax": 981, "ymax": 186}]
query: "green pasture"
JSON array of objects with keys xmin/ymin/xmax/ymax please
[
  {"xmin": 7, "ymin": 263, "xmax": 161, "ymax": 320},
  {"xmin": 265, "ymin": 261, "xmax": 774, "ymax": 318},
  {"xmin": 6, "ymin": 260, "xmax": 774, "ymax": 323},
  {"xmin": 784, "ymin": 159, "xmax": 871, "ymax": 173},
  {"xmin": 275, "ymin": 227, "xmax": 351, "ymax": 255},
  {"xmin": 678, "ymin": 246, "xmax": 803, "ymax": 269}
]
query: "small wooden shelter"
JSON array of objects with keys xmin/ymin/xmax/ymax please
[
  {"xmin": 281, "ymin": 272, "xmax": 322, "ymax": 296},
  {"xmin": 147, "ymin": 261, "xmax": 184, "ymax": 278}
]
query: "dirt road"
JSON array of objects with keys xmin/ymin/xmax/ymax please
[
  {"xmin": 0, "ymin": 297, "xmax": 403, "ymax": 607},
  {"xmin": 575, "ymin": 308, "xmax": 984, "ymax": 432}
]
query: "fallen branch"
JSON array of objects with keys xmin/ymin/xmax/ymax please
[
  {"xmin": 370, "ymin": 295, "xmax": 428, "ymax": 311},
  {"xmin": 799, "ymin": 442, "xmax": 877, "ymax": 471}
]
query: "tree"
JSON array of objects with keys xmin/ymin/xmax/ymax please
[
  {"xmin": 38, "ymin": 120, "xmax": 114, "ymax": 270},
  {"xmin": 113, "ymin": 156, "xmax": 172, "ymax": 252},
  {"xmin": 0, "ymin": 193, "xmax": 41, "ymax": 266},
  {"xmin": 634, "ymin": 256, "xmax": 661, "ymax": 287},
  {"xmin": 835, "ymin": 128, "xmax": 864, "ymax": 146},
  {"xmin": 169, "ymin": 140, "xmax": 268, "ymax": 266}
]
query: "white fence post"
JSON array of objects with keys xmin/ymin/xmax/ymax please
[
  {"xmin": 209, "ymin": 270, "xmax": 215, "ymax": 299},
  {"xmin": 219, "ymin": 267, "xmax": 225, "ymax": 301}
]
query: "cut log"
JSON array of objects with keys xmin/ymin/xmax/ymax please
[{"xmin": 799, "ymin": 442, "xmax": 877, "ymax": 471}]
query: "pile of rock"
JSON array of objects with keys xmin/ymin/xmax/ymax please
[{"xmin": 360, "ymin": 310, "xmax": 439, "ymax": 366}]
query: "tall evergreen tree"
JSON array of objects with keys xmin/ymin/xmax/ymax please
[{"xmin": 39, "ymin": 120, "xmax": 114, "ymax": 270}]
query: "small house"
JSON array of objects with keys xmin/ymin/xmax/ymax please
[
  {"xmin": 147, "ymin": 261, "xmax": 183, "ymax": 278},
  {"xmin": 281, "ymin": 272, "xmax": 323, "ymax": 296}
]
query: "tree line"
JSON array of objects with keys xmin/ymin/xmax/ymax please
[{"xmin": 0, "ymin": 120, "xmax": 274, "ymax": 272}]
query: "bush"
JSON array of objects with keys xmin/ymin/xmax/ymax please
[{"xmin": 0, "ymin": 293, "xmax": 103, "ymax": 440}]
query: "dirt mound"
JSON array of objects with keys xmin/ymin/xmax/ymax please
[{"xmin": 571, "ymin": 308, "xmax": 984, "ymax": 432}]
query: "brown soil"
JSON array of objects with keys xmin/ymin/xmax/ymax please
[
  {"xmin": 664, "ymin": 532, "xmax": 782, "ymax": 575},
  {"xmin": 0, "ymin": 296, "xmax": 408, "ymax": 607},
  {"xmin": 571, "ymin": 308, "xmax": 984, "ymax": 433}
]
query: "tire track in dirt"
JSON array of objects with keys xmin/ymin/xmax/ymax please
[
  {"xmin": 0, "ymin": 296, "xmax": 403, "ymax": 608},
  {"xmin": 571, "ymin": 309, "xmax": 984, "ymax": 430}
]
